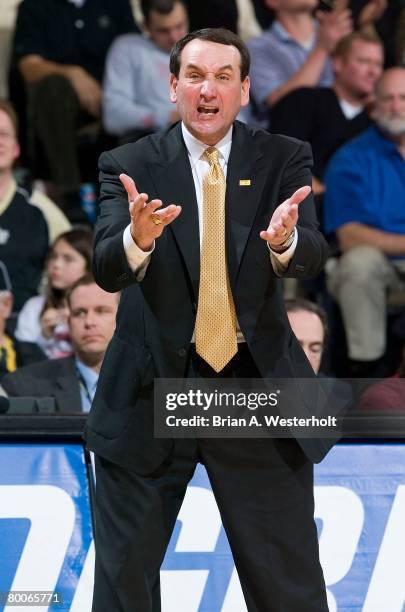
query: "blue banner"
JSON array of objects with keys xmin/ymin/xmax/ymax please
[
  {"xmin": 0, "ymin": 444, "xmax": 93, "ymax": 611},
  {"xmin": 161, "ymin": 444, "xmax": 405, "ymax": 612},
  {"xmin": 1, "ymin": 443, "xmax": 405, "ymax": 611}
]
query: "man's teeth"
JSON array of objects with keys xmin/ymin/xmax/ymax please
[{"xmin": 198, "ymin": 107, "xmax": 218, "ymax": 114}]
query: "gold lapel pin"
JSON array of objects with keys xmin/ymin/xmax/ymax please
[{"xmin": 239, "ymin": 179, "xmax": 251, "ymax": 186}]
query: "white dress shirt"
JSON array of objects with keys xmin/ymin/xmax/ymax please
[{"xmin": 123, "ymin": 122, "xmax": 297, "ymax": 278}]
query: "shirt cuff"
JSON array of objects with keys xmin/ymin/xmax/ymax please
[
  {"xmin": 268, "ymin": 228, "xmax": 298, "ymax": 275},
  {"xmin": 123, "ymin": 224, "xmax": 154, "ymax": 279}
]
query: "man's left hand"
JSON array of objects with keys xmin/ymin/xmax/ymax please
[
  {"xmin": 358, "ymin": 0, "xmax": 387, "ymax": 28},
  {"xmin": 260, "ymin": 185, "xmax": 311, "ymax": 249}
]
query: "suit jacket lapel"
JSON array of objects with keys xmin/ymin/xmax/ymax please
[
  {"xmin": 225, "ymin": 122, "xmax": 267, "ymax": 287},
  {"xmin": 147, "ymin": 124, "xmax": 200, "ymax": 299}
]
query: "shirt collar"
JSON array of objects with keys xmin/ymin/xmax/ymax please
[
  {"xmin": 271, "ymin": 19, "xmax": 317, "ymax": 48},
  {"xmin": 75, "ymin": 358, "xmax": 99, "ymax": 391},
  {"xmin": 271, "ymin": 20, "xmax": 293, "ymax": 42},
  {"xmin": 370, "ymin": 124, "xmax": 404, "ymax": 156},
  {"xmin": 181, "ymin": 122, "xmax": 233, "ymax": 166}
]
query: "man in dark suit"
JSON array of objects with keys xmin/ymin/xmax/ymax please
[
  {"xmin": 85, "ymin": 28, "xmax": 331, "ymax": 612},
  {"xmin": 2, "ymin": 275, "xmax": 119, "ymax": 412}
]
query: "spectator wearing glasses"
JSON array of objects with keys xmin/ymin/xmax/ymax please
[{"xmin": 0, "ymin": 100, "xmax": 48, "ymax": 311}]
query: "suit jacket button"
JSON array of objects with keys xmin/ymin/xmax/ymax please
[{"xmin": 177, "ymin": 348, "xmax": 187, "ymax": 357}]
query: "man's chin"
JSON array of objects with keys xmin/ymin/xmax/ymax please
[
  {"xmin": 375, "ymin": 116, "xmax": 405, "ymax": 138},
  {"xmin": 77, "ymin": 348, "xmax": 105, "ymax": 369},
  {"xmin": 187, "ymin": 121, "xmax": 230, "ymax": 145}
]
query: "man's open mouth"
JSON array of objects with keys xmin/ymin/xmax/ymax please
[{"xmin": 197, "ymin": 106, "xmax": 219, "ymax": 114}]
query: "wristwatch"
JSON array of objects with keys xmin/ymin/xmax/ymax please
[{"xmin": 271, "ymin": 228, "xmax": 296, "ymax": 253}]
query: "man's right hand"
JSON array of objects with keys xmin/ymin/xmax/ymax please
[
  {"xmin": 120, "ymin": 174, "xmax": 182, "ymax": 252},
  {"xmin": 65, "ymin": 66, "xmax": 102, "ymax": 117}
]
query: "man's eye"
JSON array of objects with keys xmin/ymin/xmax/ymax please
[{"xmin": 72, "ymin": 310, "xmax": 85, "ymax": 318}]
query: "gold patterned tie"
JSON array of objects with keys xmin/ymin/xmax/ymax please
[{"xmin": 195, "ymin": 147, "xmax": 238, "ymax": 372}]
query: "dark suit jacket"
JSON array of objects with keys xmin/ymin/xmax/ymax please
[
  {"xmin": 84, "ymin": 121, "xmax": 332, "ymax": 472},
  {"xmin": 2, "ymin": 356, "xmax": 82, "ymax": 412}
]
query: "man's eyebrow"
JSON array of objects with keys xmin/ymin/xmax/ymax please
[
  {"xmin": 217, "ymin": 65, "xmax": 234, "ymax": 72},
  {"xmin": 185, "ymin": 63, "xmax": 235, "ymax": 72}
]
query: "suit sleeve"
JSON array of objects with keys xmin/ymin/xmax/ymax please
[
  {"xmin": 92, "ymin": 150, "xmax": 143, "ymax": 292},
  {"xmin": 276, "ymin": 141, "xmax": 329, "ymax": 279}
]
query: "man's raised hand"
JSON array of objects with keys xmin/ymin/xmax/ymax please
[
  {"xmin": 120, "ymin": 173, "xmax": 182, "ymax": 251},
  {"xmin": 260, "ymin": 185, "xmax": 311, "ymax": 249}
]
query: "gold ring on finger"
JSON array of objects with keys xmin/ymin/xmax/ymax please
[{"xmin": 151, "ymin": 214, "xmax": 163, "ymax": 226}]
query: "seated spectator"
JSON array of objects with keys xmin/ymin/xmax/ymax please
[
  {"xmin": 0, "ymin": 100, "xmax": 48, "ymax": 311},
  {"xmin": 2, "ymin": 274, "xmax": 119, "ymax": 412},
  {"xmin": 247, "ymin": 0, "xmax": 386, "ymax": 124},
  {"xmin": 350, "ymin": 0, "xmax": 401, "ymax": 67},
  {"xmin": 0, "ymin": 260, "xmax": 45, "ymax": 380},
  {"xmin": 21, "ymin": 183, "xmax": 72, "ymax": 243},
  {"xmin": 15, "ymin": 228, "xmax": 93, "ymax": 359},
  {"xmin": 12, "ymin": 0, "xmax": 137, "ymax": 217},
  {"xmin": 324, "ymin": 67, "xmax": 405, "ymax": 377},
  {"xmin": 285, "ymin": 297, "xmax": 327, "ymax": 374},
  {"xmin": 0, "ymin": 100, "xmax": 71, "ymax": 241},
  {"xmin": 103, "ymin": 0, "xmax": 188, "ymax": 140},
  {"xmin": 356, "ymin": 348, "xmax": 405, "ymax": 412},
  {"xmin": 271, "ymin": 31, "xmax": 383, "ymax": 195},
  {"xmin": 247, "ymin": 0, "xmax": 352, "ymax": 121}
]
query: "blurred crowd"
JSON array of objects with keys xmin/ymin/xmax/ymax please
[{"xmin": 0, "ymin": 0, "xmax": 404, "ymax": 413}]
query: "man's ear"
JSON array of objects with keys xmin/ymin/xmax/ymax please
[
  {"xmin": 241, "ymin": 76, "xmax": 250, "ymax": 107},
  {"xmin": 170, "ymin": 74, "xmax": 178, "ymax": 103}
]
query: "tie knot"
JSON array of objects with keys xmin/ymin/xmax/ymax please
[{"xmin": 204, "ymin": 147, "xmax": 220, "ymax": 166}]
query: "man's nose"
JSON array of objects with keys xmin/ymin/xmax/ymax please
[
  {"xmin": 200, "ymin": 78, "xmax": 216, "ymax": 98},
  {"xmin": 84, "ymin": 312, "xmax": 97, "ymax": 327}
]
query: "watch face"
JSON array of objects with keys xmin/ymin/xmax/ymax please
[
  {"xmin": 283, "ymin": 229, "xmax": 294, "ymax": 246},
  {"xmin": 272, "ymin": 228, "xmax": 295, "ymax": 253}
]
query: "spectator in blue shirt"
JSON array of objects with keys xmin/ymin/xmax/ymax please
[
  {"xmin": 247, "ymin": 0, "xmax": 352, "ymax": 121},
  {"xmin": 103, "ymin": 0, "xmax": 189, "ymax": 141},
  {"xmin": 324, "ymin": 67, "xmax": 405, "ymax": 376},
  {"xmin": 247, "ymin": 0, "xmax": 387, "ymax": 124}
]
